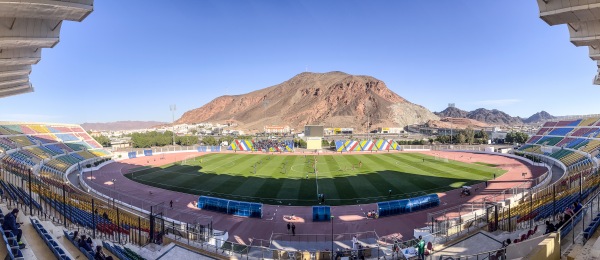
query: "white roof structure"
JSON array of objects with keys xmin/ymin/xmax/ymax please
[
  {"xmin": 0, "ymin": 0, "xmax": 93, "ymax": 98},
  {"xmin": 536, "ymin": 0, "xmax": 600, "ymax": 85}
]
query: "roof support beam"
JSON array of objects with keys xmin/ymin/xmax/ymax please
[
  {"xmin": 51, "ymin": 20, "xmax": 62, "ymax": 31},
  {"xmin": 568, "ymin": 23, "xmax": 578, "ymax": 32},
  {"xmin": 9, "ymin": 17, "xmax": 16, "ymax": 30}
]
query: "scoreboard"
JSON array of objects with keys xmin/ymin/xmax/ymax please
[{"xmin": 304, "ymin": 125, "xmax": 324, "ymax": 137}]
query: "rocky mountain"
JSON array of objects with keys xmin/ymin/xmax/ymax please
[
  {"xmin": 435, "ymin": 107, "xmax": 556, "ymax": 126},
  {"xmin": 81, "ymin": 121, "xmax": 166, "ymax": 131},
  {"xmin": 466, "ymin": 108, "xmax": 523, "ymax": 125},
  {"xmin": 427, "ymin": 118, "xmax": 489, "ymax": 129},
  {"xmin": 435, "ymin": 107, "xmax": 468, "ymax": 118},
  {"xmin": 176, "ymin": 71, "xmax": 439, "ymax": 131},
  {"xmin": 523, "ymin": 111, "xmax": 556, "ymax": 124}
]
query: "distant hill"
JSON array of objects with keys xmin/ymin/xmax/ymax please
[
  {"xmin": 435, "ymin": 107, "xmax": 555, "ymax": 126},
  {"xmin": 523, "ymin": 111, "xmax": 556, "ymax": 124},
  {"xmin": 435, "ymin": 107, "xmax": 468, "ymax": 118},
  {"xmin": 176, "ymin": 71, "xmax": 439, "ymax": 131},
  {"xmin": 81, "ymin": 121, "xmax": 166, "ymax": 131},
  {"xmin": 466, "ymin": 108, "xmax": 523, "ymax": 125}
]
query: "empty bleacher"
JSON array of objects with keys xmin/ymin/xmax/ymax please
[
  {"xmin": 8, "ymin": 136, "xmax": 34, "ymax": 147},
  {"xmin": 548, "ymin": 127, "xmax": 574, "ymax": 136},
  {"xmin": 536, "ymin": 136, "xmax": 563, "ymax": 146},
  {"xmin": 55, "ymin": 134, "xmax": 79, "ymax": 143},
  {"xmin": 30, "ymin": 218, "xmax": 72, "ymax": 259}
]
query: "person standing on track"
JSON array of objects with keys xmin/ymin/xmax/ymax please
[
  {"xmin": 291, "ymin": 223, "xmax": 296, "ymax": 236},
  {"xmin": 287, "ymin": 222, "xmax": 291, "ymax": 234}
]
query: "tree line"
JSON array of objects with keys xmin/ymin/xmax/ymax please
[
  {"xmin": 92, "ymin": 135, "xmax": 111, "ymax": 147},
  {"xmin": 131, "ymin": 131, "xmax": 199, "ymax": 148}
]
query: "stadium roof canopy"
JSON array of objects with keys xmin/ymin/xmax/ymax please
[
  {"xmin": 0, "ymin": 0, "xmax": 93, "ymax": 98},
  {"xmin": 536, "ymin": 0, "xmax": 600, "ymax": 85}
]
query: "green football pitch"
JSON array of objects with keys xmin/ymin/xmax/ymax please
[{"xmin": 124, "ymin": 153, "xmax": 506, "ymax": 206}]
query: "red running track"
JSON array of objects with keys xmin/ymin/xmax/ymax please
[{"xmin": 84, "ymin": 151, "xmax": 546, "ymax": 245}]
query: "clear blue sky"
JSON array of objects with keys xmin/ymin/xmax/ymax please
[{"xmin": 1, "ymin": 0, "xmax": 598, "ymax": 124}]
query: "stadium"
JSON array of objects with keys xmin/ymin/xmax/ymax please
[{"xmin": 0, "ymin": 1, "xmax": 600, "ymax": 260}]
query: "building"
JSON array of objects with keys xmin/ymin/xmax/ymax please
[
  {"xmin": 264, "ymin": 125, "xmax": 290, "ymax": 134},
  {"xmin": 377, "ymin": 127, "xmax": 403, "ymax": 134},
  {"xmin": 89, "ymin": 131, "xmax": 102, "ymax": 138},
  {"xmin": 110, "ymin": 137, "xmax": 132, "ymax": 149},
  {"xmin": 324, "ymin": 128, "xmax": 354, "ymax": 135}
]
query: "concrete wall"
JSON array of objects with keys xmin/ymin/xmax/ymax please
[
  {"xmin": 523, "ymin": 233, "xmax": 560, "ymax": 260},
  {"xmin": 506, "ymin": 234, "xmax": 547, "ymax": 259}
]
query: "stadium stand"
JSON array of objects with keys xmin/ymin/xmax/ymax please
[
  {"xmin": 30, "ymin": 218, "xmax": 72, "ymax": 259},
  {"xmin": 335, "ymin": 139, "xmax": 400, "ymax": 152},
  {"xmin": 0, "ymin": 119, "xmax": 598, "ymax": 259},
  {"xmin": 228, "ymin": 139, "xmax": 295, "ymax": 152},
  {"xmin": 0, "ymin": 209, "xmax": 25, "ymax": 260}
]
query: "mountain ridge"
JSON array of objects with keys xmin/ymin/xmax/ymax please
[
  {"xmin": 176, "ymin": 71, "xmax": 439, "ymax": 131},
  {"xmin": 81, "ymin": 121, "xmax": 167, "ymax": 131},
  {"xmin": 435, "ymin": 107, "xmax": 556, "ymax": 125}
]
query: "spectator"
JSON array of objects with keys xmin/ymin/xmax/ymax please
[
  {"xmin": 335, "ymin": 248, "xmax": 343, "ymax": 260},
  {"xmin": 503, "ymin": 238, "xmax": 511, "ymax": 247},
  {"xmin": 544, "ymin": 221, "xmax": 556, "ymax": 234},
  {"xmin": 2, "ymin": 208, "xmax": 24, "ymax": 247},
  {"xmin": 564, "ymin": 207, "xmax": 574, "ymax": 221},
  {"xmin": 94, "ymin": 245, "xmax": 114, "ymax": 260},
  {"xmin": 72, "ymin": 230, "xmax": 79, "ymax": 241},
  {"xmin": 79, "ymin": 235, "xmax": 93, "ymax": 252},
  {"xmin": 556, "ymin": 216, "xmax": 566, "ymax": 230},
  {"xmin": 573, "ymin": 201, "xmax": 583, "ymax": 213},
  {"xmin": 87, "ymin": 236, "xmax": 95, "ymax": 248}
]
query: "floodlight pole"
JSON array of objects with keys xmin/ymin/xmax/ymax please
[
  {"xmin": 331, "ymin": 216, "xmax": 334, "ymax": 253},
  {"xmin": 170, "ymin": 105, "xmax": 176, "ymax": 146},
  {"xmin": 450, "ymin": 121, "xmax": 453, "ymax": 144},
  {"xmin": 28, "ymin": 168, "xmax": 32, "ymax": 215}
]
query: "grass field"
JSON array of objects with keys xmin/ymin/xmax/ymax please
[{"xmin": 124, "ymin": 153, "xmax": 506, "ymax": 206}]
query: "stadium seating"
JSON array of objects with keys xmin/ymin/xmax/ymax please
[
  {"xmin": 2, "ymin": 125, "xmax": 23, "ymax": 135},
  {"xmin": 536, "ymin": 136, "xmax": 563, "ymax": 146},
  {"xmin": 536, "ymin": 128, "xmax": 550, "ymax": 136},
  {"xmin": 62, "ymin": 230, "xmax": 94, "ymax": 260},
  {"xmin": 30, "ymin": 218, "xmax": 72, "ymax": 260},
  {"xmin": 583, "ymin": 213, "xmax": 600, "ymax": 240},
  {"xmin": 335, "ymin": 139, "xmax": 400, "ymax": 152},
  {"xmin": 578, "ymin": 117, "xmax": 600, "ymax": 126},
  {"xmin": 8, "ymin": 136, "xmax": 34, "ymax": 147},
  {"xmin": 0, "ymin": 137, "xmax": 18, "ymax": 151},
  {"xmin": 45, "ymin": 143, "xmax": 73, "ymax": 155},
  {"xmin": 102, "ymin": 241, "xmax": 146, "ymax": 260},
  {"xmin": 0, "ymin": 210, "xmax": 24, "ymax": 260}
]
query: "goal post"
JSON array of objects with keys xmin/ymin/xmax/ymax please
[{"xmin": 183, "ymin": 154, "xmax": 200, "ymax": 165}]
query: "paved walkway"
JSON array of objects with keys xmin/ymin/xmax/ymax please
[{"xmin": 82, "ymin": 151, "xmax": 547, "ymax": 245}]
